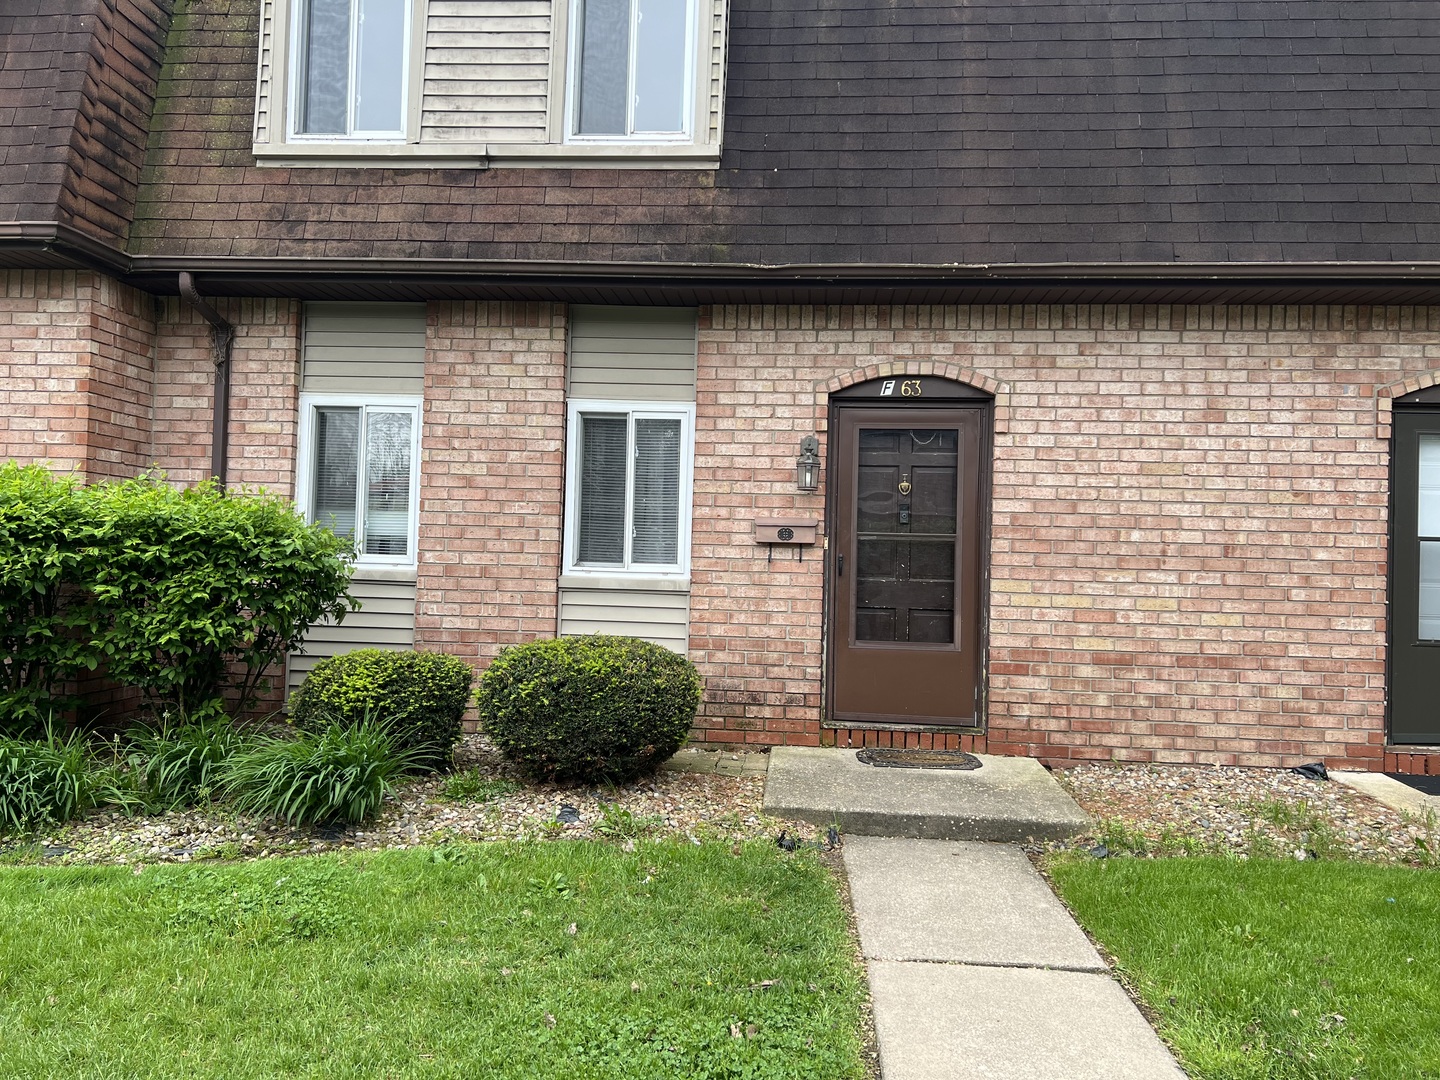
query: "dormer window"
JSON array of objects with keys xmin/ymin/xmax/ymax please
[
  {"xmin": 571, "ymin": 0, "xmax": 695, "ymax": 141},
  {"xmin": 256, "ymin": 0, "xmax": 724, "ymax": 164},
  {"xmin": 293, "ymin": 0, "xmax": 410, "ymax": 139}
]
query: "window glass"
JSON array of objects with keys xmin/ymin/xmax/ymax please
[
  {"xmin": 1419, "ymin": 434, "xmax": 1440, "ymax": 537},
  {"xmin": 633, "ymin": 0, "xmax": 688, "ymax": 133},
  {"xmin": 313, "ymin": 406, "xmax": 360, "ymax": 538},
  {"xmin": 578, "ymin": 0, "xmax": 630, "ymax": 136},
  {"xmin": 301, "ymin": 0, "xmax": 351, "ymax": 134},
  {"xmin": 1422, "ymin": 542, "xmax": 1440, "ymax": 641},
  {"xmin": 575, "ymin": 0, "xmax": 691, "ymax": 137},
  {"xmin": 577, "ymin": 414, "xmax": 628, "ymax": 564},
  {"xmin": 306, "ymin": 402, "xmax": 417, "ymax": 564},
  {"xmin": 355, "ymin": 0, "xmax": 407, "ymax": 132},
  {"xmin": 363, "ymin": 410, "xmax": 413, "ymax": 556},
  {"xmin": 570, "ymin": 407, "xmax": 690, "ymax": 573},
  {"xmin": 633, "ymin": 417, "xmax": 681, "ymax": 563},
  {"xmin": 296, "ymin": 0, "xmax": 406, "ymax": 137}
]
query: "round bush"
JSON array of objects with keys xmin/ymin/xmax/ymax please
[
  {"xmin": 289, "ymin": 649, "xmax": 474, "ymax": 770},
  {"xmin": 476, "ymin": 635, "xmax": 702, "ymax": 784}
]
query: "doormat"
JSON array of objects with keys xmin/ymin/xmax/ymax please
[
  {"xmin": 1386, "ymin": 772, "xmax": 1440, "ymax": 796},
  {"xmin": 856, "ymin": 749, "xmax": 982, "ymax": 770}
]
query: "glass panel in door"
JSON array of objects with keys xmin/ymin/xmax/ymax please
[{"xmin": 854, "ymin": 428, "xmax": 958, "ymax": 644}]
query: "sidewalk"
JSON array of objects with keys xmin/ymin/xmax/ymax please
[{"xmin": 844, "ymin": 836, "xmax": 1187, "ymax": 1080}]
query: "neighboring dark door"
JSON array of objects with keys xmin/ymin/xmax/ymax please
[
  {"xmin": 1392, "ymin": 405, "xmax": 1440, "ymax": 745},
  {"xmin": 830, "ymin": 406, "xmax": 984, "ymax": 726}
]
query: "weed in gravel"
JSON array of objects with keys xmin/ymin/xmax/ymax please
[
  {"xmin": 594, "ymin": 803, "xmax": 663, "ymax": 841},
  {"xmin": 1402, "ymin": 808, "xmax": 1440, "ymax": 868},
  {"xmin": 1153, "ymin": 825, "xmax": 1207, "ymax": 857},
  {"xmin": 1096, "ymin": 818, "xmax": 1154, "ymax": 856},
  {"xmin": 437, "ymin": 768, "xmax": 522, "ymax": 803}
]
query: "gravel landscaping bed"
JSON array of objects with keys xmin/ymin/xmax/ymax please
[
  {"xmin": 1051, "ymin": 762, "xmax": 1440, "ymax": 866},
  {"xmin": 6, "ymin": 738, "xmax": 804, "ymax": 867}
]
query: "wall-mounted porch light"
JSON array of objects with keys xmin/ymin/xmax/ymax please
[{"xmin": 797, "ymin": 435, "xmax": 822, "ymax": 491}]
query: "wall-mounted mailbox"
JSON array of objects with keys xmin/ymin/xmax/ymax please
[{"xmin": 754, "ymin": 517, "xmax": 819, "ymax": 545}]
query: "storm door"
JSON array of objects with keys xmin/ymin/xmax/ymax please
[
  {"xmin": 830, "ymin": 405, "xmax": 984, "ymax": 726},
  {"xmin": 1391, "ymin": 404, "xmax": 1440, "ymax": 745}
]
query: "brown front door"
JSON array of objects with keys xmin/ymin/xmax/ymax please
[{"xmin": 830, "ymin": 406, "xmax": 984, "ymax": 726}]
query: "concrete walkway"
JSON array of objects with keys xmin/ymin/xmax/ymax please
[{"xmin": 845, "ymin": 836, "xmax": 1187, "ymax": 1079}]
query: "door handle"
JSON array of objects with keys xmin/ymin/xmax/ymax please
[{"xmin": 837, "ymin": 554, "xmax": 844, "ymax": 577}]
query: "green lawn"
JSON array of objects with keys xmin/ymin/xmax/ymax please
[
  {"xmin": 1047, "ymin": 856, "xmax": 1440, "ymax": 1080},
  {"xmin": 0, "ymin": 842, "xmax": 866, "ymax": 1079}
]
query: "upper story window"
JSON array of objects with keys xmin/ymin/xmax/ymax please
[
  {"xmin": 256, "ymin": 0, "xmax": 723, "ymax": 165},
  {"xmin": 293, "ymin": 0, "xmax": 410, "ymax": 139},
  {"xmin": 571, "ymin": 0, "xmax": 694, "ymax": 141}
]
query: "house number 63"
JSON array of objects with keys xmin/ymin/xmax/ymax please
[{"xmin": 899, "ymin": 380, "xmax": 922, "ymax": 397}]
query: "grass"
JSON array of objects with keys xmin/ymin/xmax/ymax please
[
  {"xmin": 0, "ymin": 841, "xmax": 866, "ymax": 1079},
  {"xmin": 1047, "ymin": 855, "xmax": 1440, "ymax": 1080}
]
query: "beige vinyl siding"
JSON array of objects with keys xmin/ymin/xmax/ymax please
[
  {"xmin": 708, "ymin": 0, "xmax": 726, "ymax": 144},
  {"xmin": 558, "ymin": 589, "xmax": 689, "ymax": 653},
  {"xmin": 286, "ymin": 579, "xmax": 419, "ymax": 695},
  {"xmin": 255, "ymin": 0, "xmax": 275, "ymax": 143},
  {"xmin": 567, "ymin": 307, "xmax": 697, "ymax": 402},
  {"xmin": 422, "ymin": 0, "xmax": 552, "ymax": 144},
  {"xmin": 301, "ymin": 303, "xmax": 427, "ymax": 394}
]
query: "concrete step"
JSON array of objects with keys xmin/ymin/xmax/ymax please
[{"xmin": 762, "ymin": 746, "xmax": 1091, "ymax": 841}]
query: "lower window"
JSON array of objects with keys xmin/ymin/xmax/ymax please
[
  {"xmin": 298, "ymin": 396, "xmax": 421, "ymax": 566},
  {"xmin": 565, "ymin": 403, "xmax": 693, "ymax": 576}
]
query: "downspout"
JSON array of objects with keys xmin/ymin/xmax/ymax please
[{"xmin": 178, "ymin": 272, "xmax": 235, "ymax": 487}]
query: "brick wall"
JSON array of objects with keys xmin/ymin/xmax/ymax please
[
  {"xmin": 413, "ymin": 302, "xmax": 567, "ymax": 670},
  {"xmin": 0, "ymin": 269, "xmax": 154, "ymax": 478},
  {"xmin": 691, "ymin": 303, "xmax": 1440, "ymax": 769},
  {"xmin": 151, "ymin": 296, "xmax": 301, "ymax": 492}
]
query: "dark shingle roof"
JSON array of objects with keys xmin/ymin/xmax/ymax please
[
  {"xmin": 0, "ymin": 0, "xmax": 172, "ymax": 246},
  {"xmin": 32, "ymin": 0, "xmax": 1440, "ymax": 267}
]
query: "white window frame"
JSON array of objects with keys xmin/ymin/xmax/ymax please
[
  {"xmin": 295, "ymin": 393, "xmax": 423, "ymax": 570},
  {"xmin": 563, "ymin": 400, "xmax": 695, "ymax": 580},
  {"xmin": 286, "ymin": 0, "xmax": 414, "ymax": 142},
  {"xmin": 563, "ymin": 0, "xmax": 700, "ymax": 145}
]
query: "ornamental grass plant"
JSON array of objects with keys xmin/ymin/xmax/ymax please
[
  {"xmin": 0, "ymin": 725, "xmax": 129, "ymax": 832},
  {"xmin": 125, "ymin": 715, "xmax": 258, "ymax": 812},
  {"xmin": 220, "ymin": 720, "xmax": 420, "ymax": 826}
]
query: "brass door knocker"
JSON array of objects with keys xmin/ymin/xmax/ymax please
[{"xmin": 898, "ymin": 475, "xmax": 912, "ymax": 496}]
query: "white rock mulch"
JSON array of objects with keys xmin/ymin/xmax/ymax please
[
  {"xmin": 17, "ymin": 744, "xmax": 804, "ymax": 867},
  {"xmin": 1051, "ymin": 762, "xmax": 1440, "ymax": 866}
]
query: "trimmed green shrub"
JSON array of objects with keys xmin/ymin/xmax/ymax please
[
  {"xmin": 0, "ymin": 726, "xmax": 118, "ymax": 832},
  {"xmin": 80, "ymin": 476, "xmax": 356, "ymax": 719},
  {"xmin": 220, "ymin": 722, "xmax": 418, "ymax": 826},
  {"xmin": 125, "ymin": 715, "xmax": 257, "ymax": 811},
  {"xmin": 289, "ymin": 650, "xmax": 474, "ymax": 770},
  {"xmin": 0, "ymin": 466, "xmax": 94, "ymax": 734},
  {"xmin": 0, "ymin": 465, "xmax": 358, "ymax": 725},
  {"xmin": 476, "ymin": 635, "xmax": 702, "ymax": 784}
]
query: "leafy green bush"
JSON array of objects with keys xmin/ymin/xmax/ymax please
[
  {"xmin": 290, "ymin": 650, "xmax": 474, "ymax": 770},
  {"xmin": 0, "ymin": 465, "xmax": 357, "ymax": 725},
  {"xmin": 220, "ymin": 722, "xmax": 417, "ymax": 826},
  {"xmin": 125, "ymin": 715, "xmax": 256, "ymax": 811},
  {"xmin": 0, "ymin": 466, "xmax": 93, "ymax": 734},
  {"xmin": 81, "ymin": 477, "xmax": 356, "ymax": 719},
  {"xmin": 0, "ymin": 726, "xmax": 118, "ymax": 832},
  {"xmin": 475, "ymin": 635, "xmax": 702, "ymax": 784}
]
